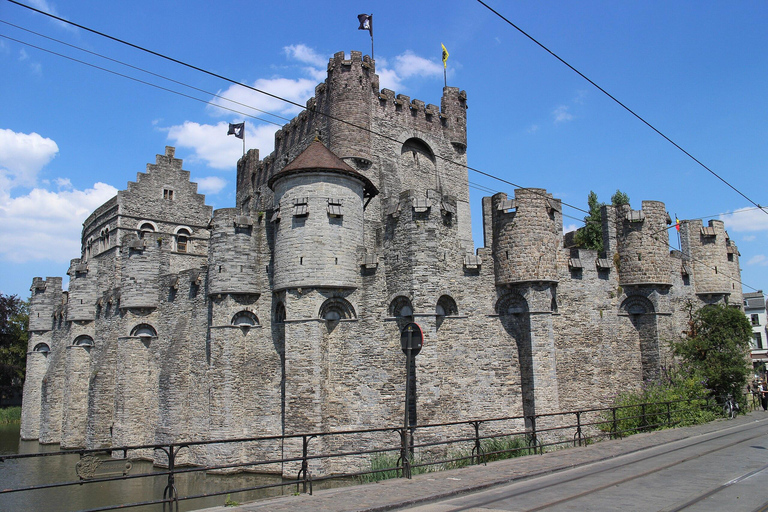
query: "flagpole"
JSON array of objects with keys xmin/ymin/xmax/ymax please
[
  {"xmin": 243, "ymin": 122, "xmax": 246, "ymax": 156},
  {"xmin": 370, "ymin": 14, "xmax": 374, "ymax": 61},
  {"xmin": 444, "ymin": 67, "xmax": 447, "ymax": 88},
  {"xmin": 675, "ymin": 212, "xmax": 681, "ymax": 251}
]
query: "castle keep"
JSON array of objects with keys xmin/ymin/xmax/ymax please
[{"xmin": 21, "ymin": 51, "xmax": 742, "ymax": 471}]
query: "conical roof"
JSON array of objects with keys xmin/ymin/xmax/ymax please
[{"xmin": 267, "ymin": 141, "xmax": 378, "ymax": 199}]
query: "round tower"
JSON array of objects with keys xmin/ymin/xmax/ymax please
[
  {"xmin": 491, "ymin": 189, "xmax": 561, "ymax": 286},
  {"xmin": 207, "ymin": 208, "xmax": 264, "ymax": 295},
  {"xmin": 323, "ymin": 51, "xmax": 375, "ymax": 163},
  {"xmin": 681, "ymin": 219, "xmax": 731, "ymax": 295},
  {"xmin": 268, "ymin": 140, "xmax": 377, "ymax": 291},
  {"xmin": 615, "ymin": 201, "xmax": 671, "ymax": 286}
]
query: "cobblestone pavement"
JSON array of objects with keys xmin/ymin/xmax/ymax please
[{"xmin": 196, "ymin": 412, "xmax": 768, "ymax": 512}]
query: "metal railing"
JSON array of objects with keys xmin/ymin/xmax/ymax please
[{"xmin": 0, "ymin": 396, "xmax": 718, "ymax": 511}]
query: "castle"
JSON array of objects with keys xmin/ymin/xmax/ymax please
[{"xmin": 21, "ymin": 51, "xmax": 742, "ymax": 472}]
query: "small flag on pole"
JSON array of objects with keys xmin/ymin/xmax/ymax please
[
  {"xmin": 358, "ymin": 14, "xmax": 372, "ymax": 36},
  {"xmin": 441, "ymin": 43, "xmax": 449, "ymax": 68},
  {"xmin": 675, "ymin": 217, "xmax": 680, "ymax": 231},
  {"xmin": 227, "ymin": 122, "xmax": 245, "ymax": 140}
]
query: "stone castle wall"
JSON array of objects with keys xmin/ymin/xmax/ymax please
[{"xmin": 20, "ymin": 51, "xmax": 743, "ymax": 476}]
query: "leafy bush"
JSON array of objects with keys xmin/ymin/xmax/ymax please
[
  {"xmin": 0, "ymin": 406, "xmax": 21, "ymax": 424},
  {"xmin": 600, "ymin": 364, "xmax": 718, "ymax": 435}
]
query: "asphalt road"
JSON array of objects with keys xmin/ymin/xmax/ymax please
[{"xmin": 402, "ymin": 416, "xmax": 768, "ymax": 512}]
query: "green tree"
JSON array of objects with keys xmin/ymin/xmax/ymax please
[
  {"xmin": 0, "ymin": 294, "xmax": 28, "ymax": 404},
  {"xmin": 672, "ymin": 304, "xmax": 751, "ymax": 401},
  {"xmin": 574, "ymin": 191, "xmax": 604, "ymax": 252},
  {"xmin": 611, "ymin": 189, "xmax": 630, "ymax": 206}
]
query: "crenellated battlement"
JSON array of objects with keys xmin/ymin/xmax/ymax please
[{"xmin": 613, "ymin": 200, "xmax": 672, "ymax": 286}]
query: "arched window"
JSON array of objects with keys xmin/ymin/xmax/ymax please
[
  {"xmin": 389, "ymin": 296, "xmax": 413, "ymax": 318},
  {"xmin": 130, "ymin": 323, "xmax": 157, "ymax": 338},
  {"xmin": 73, "ymin": 335, "xmax": 94, "ymax": 348},
  {"xmin": 621, "ymin": 296, "xmax": 654, "ymax": 316},
  {"xmin": 401, "ymin": 138, "xmax": 435, "ymax": 163},
  {"xmin": 104, "ymin": 227, "xmax": 110, "ymax": 247},
  {"xmin": 176, "ymin": 228, "xmax": 191, "ymax": 253},
  {"xmin": 318, "ymin": 298, "xmax": 356, "ymax": 322},
  {"xmin": 33, "ymin": 343, "xmax": 50, "ymax": 353},
  {"xmin": 138, "ymin": 222, "xmax": 155, "ymax": 239},
  {"xmin": 274, "ymin": 302, "xmax": 286, "ymax": 323},
  {"xmin": 436, "ymin": 295, "xmax": 458, "ymax": 317},
  {"xmin": 231, "ymin": 310, "xmax": 259, "ymax": 327},
  {"xmin": 496, "ymin": 293, "xmax": 528, "ymax": 316}
]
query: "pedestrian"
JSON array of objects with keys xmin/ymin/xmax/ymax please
[{"xmin": 759, "ymin": 380, "xmax": 768, "ymax": 411}]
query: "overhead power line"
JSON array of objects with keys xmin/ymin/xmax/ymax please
[
  {"xmin": 0, "ymin": 33, "xmax": 285, "ymax": 126},
  {"xmin": 475, "ymin": 0, "xmax": 768, "ymax": 217},
  {"xmin": 6, "ymin": 0, "xmax": 595, "ymax": 217}
]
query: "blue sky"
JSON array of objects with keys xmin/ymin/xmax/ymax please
[{"xmin": 1, "ymin": 0, "xmax": 767, "ymax": 299}]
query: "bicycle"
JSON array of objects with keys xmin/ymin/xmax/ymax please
[{"xmin": 723, "ymin": 394, "xmax": 739, "ymax": 419}]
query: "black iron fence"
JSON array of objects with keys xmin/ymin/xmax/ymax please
[{"xmin": 0, "ymin": 396, "xmax": 723, "ymax": 511}]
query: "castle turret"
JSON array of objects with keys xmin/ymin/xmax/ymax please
[
  {"xmin": 491, "ymin": 189, "xmax": 562, "ymax": 285},
  {"xmin": 66, "ymin": 258, "xmax": 97, "ymax": 321},
  {"xmin": 21, "ymin": 277, "xmax": 62, "ymax": 440},
  {"xmin": 207, "ymin": 209, "xmax": 267, "ymax": 295},
  {"xmin": 323, "ymin": 51, "xmax": 375, "ymax": 164},
  {"xmin": 615, "ymin": 201, "xmax": 671, "ymax": 286},
  {"xmin": 681, "ymin": 219, "xmax": 734, "ymax": 299},
  {"xmin": 268, "ymin": 140, "xmax": 377, "ymax": 291}
]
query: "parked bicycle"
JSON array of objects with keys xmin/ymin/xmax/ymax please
[{"xmin": 723, "ymin": 394, "xmax": 739, "ymax": 419}]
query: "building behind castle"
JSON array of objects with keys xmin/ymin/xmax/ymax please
[{"xmin": 21, "ymin": 51, "xmax": 743, "ymax": 473}]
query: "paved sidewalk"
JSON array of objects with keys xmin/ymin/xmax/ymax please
[{"xmin": 197, "ymin": 412, "xmax": 768, "ymax": 512}]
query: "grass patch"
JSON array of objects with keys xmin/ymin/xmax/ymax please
[
  {"xmin": 0, "ymin": 407, "xmax": 21, "ymax": 424},
  {"xmin": 358, "ymin": 436, "xmax": 534, "ymax": 483}
]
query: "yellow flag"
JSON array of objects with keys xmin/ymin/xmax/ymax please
[{"xmin": 441, "ymin": 43, "xmax": 449, "ymax": 68}]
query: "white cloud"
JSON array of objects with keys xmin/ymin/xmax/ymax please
[
  {"xmin": 27, "ymin": 0, "xmax": 77, "ymax": 32},
  {"xmin": 0, "ymin": 129, "xmax": 59, "ymax": 188},
  {"xmin": 746, "ymin": 254, "xmax": 768, "ymax": 267},
  {"xmin": 207, "ymin": 77, "xmax": 317, "ymax": 119},
  {"xmin": 283, "ymin": 44, "xmax": 326, "ymax": 67},
  {"xmin": 393, "ymin": 51, "xmax": 443, "ymax": 79},
  {"xmin": 0, "ymin": 182, "xmax": 118, "ymax": 263},
  {"xmin": 720, "ymin": 207, "xmax": 768, "ymax": 232},
  {"xmin": 194, "ymin": 176, "xmax": 227, "ymax": 195},
  {"xmin": 742, "ymin": 235, "xmax": 757, "ymax": 242},
  {"xmin": 165, "ymin": 121, "xmax": 277, "ymax": 170},
  {"xmin": 563, "ymin": 223, "xmax": 580, "ymax": 234},
  {"xmin": 553, "ymin": 105, "xmax": 573, "ymax": 124},
  {"xmin": 528, "ymin": 125, "xmax": 539, "ymax": 134}
]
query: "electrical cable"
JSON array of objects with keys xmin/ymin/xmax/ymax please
[
  {"xmin": 6, "ymin": 1, "xmax": 763, "ymax": 293},
  {"xmin": 0, "ymin": 19, "xmax": 292, "ymax": 124},
  {"xmin": 0, "ymin": 33, "xmax": 285, "ymax": 126},
  {"xmin": 475, "ymin": 0, "xmax": 767, "ymax": 216},
  {"xmin": 5, "ymin": 0, "xmax": 593, "ymax": 217}
]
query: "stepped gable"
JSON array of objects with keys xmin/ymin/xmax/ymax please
[{"xmin": 267, "ymin": 140, "xmax": 378, "ymax": 199}]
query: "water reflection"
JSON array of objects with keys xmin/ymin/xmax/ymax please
[{"xmin": 0, "ymin": 425, "xmax": 350, "ymax": 511}]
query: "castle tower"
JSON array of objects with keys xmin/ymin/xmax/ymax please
[
  {"xmin": 207, "ymin": 209, "xmax": 267, "ymax": 295},
  {"xmin": 268, "ymin": 140, "xmax": 377, "ymax": 291},
  {"xmin": 680, "ymin": 219, "xmax": 734, "ymax": 301},
  {"xmin": 489, "ymin": 188, "xmax": 562, "ymax": 421},
  {"xmin": 65, "ymin": 258, "xmax": 97, "ymax": 321},
  {"xmin": 491, "ymin": 189, "xmax": 562, "ymax": 285},
  {"xmin": 322, "ymin": 51, "xmax": 375, "ymax": 163},
  {"xmin": 20, "ymin": 277, "xmax": 62, "ymax": 440},
  {"xmin": 614, "ymin": 201, "xmax": 671, "ymax": 286}
]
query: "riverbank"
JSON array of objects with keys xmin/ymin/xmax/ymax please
[{"xmin": 0, "ymin": 406, "xmax": 21, "ymax": 424}]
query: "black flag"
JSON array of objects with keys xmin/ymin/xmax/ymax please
[
  {"xmin": 227, "ymin": 122, "xmax": 244, "ymax": 140},
  {"xmin": 357, "ymin": 14, "xmax": 372, "ymax": 36}
]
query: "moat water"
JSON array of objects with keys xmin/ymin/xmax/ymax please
[{"xmin": 0, "ymin": 423, "xmax": 345, "ymax": 511}]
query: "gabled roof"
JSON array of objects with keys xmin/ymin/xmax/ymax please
[{"xmin": 267, "ymin": 141, "xmax": 378, "ymax": 199}]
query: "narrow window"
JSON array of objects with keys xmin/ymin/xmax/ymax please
[{"xmin": 163, "ymin": 189, "xmax": 174, "ymax": 200}]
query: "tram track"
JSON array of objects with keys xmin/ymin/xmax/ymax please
[{"xmin": 424, "ymin": 417, "xmax": 768, "ymax": 512}]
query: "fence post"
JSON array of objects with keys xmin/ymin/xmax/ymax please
[
  {"xmin": 162, "ymin": 444, "xmax": 179, "ymax": 512},
  {"xmin": 573, "ymin": 411, "xmax": 583, "ymax": 447},
  {"xmin": 296, "ymin": 435, "xmax": 314, "ymax": 495},
  {"xmin": 640, "ymin": 403, "xmax": 647, "ymax": 431},
  {"xmin": 470, "ymin": 421, "xmax": 485, "ymax": 465},
  {"xmin": 527, "ymin": 415, "xmax": 541, "ymax": 455},
  {"xmin": 611, "ymin": 407, "xmax": 620, "ymax": 439},
  {"xmin": 398, "ymin": 428, "xmax": 411, "ymax": 479},
  {"xmin": 666, "ymin": 401, "xmax": 671, "ymax": 426}
]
